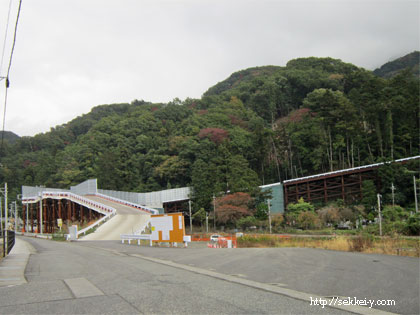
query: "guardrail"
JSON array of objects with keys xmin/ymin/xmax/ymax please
[
  {"xmin": 121, "ymin": 234, "xmax": 152, "ymax": 246},
  {"xmin": 1, "ymin": 230, "xmax": 15, "ymax": 256}
]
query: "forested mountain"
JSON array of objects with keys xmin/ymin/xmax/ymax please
[
  {"xmin": 0, "ymin": 56, "xmax": 419, "ymax": 211},
  {"xmin": 373, "ymin": 51, "xmax": 419, "ymax": 78},
  {"xmin": 0, "ymin": 131, "xmax": 20, "ymax": 144}
]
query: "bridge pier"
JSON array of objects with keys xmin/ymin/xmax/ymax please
[{"xmin": 22, "ymin": 198, "xmax": 103, "ymax": 234}]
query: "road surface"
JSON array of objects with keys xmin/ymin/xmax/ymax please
[
  {"xmin": 0, "ymin": 237, "xmax": 357, "ymax": 315},
  {"xmin": 81, "ymin": 195, "xmax": 151, "ymax": 241}
]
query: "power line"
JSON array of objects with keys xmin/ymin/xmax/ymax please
[
  {"xmin": 0, "ymin": 0, "xmax": 13, "ymax": 76},
  {"xmin": 5, "ymin": 0, "xmax": 22, "ymax": 80},
  {"xmin": 0, "ymin": 0, "xmax": 22, "ymax": 159}
]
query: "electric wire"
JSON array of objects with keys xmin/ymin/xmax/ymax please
[
  {"xmin": 0, "ymin": 0, "xmax": 22, "ymax": 158},
  {"xmin": 0, "ymin": 0, "xmax": 13, "ymax": 77}
]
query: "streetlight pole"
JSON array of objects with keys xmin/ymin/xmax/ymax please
[
  {"xmin": 377, "ymin": 193, "xmax": 382, "ymax": 237},
  {"xmin": 206, "ymin": 212, "xmax": 208, "ymax": 233}
]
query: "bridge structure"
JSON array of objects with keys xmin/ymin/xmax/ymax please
[
  {"xmin": 20, "ymin": 156, "xmax": 419, "ymax": 239},
  {"xmin": 21, "ymin": 179, "xmax": 159, "ymax": 239}
]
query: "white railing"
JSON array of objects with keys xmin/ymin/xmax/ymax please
[
  {"xmin": 22, "ymin": 191, "xmax": 116, "ymax": 216},
  {"xmin": 134, "ymin": 218, "xmax": 151, "ymax": 235},
  {"xmin": 22, "ymin": 190, "xmax": 118, "ymax": 239},
  {"xmin": 121, "ymin": 234, "xmax": 152, "ymax": 246},
  {"xmin": 95, "ymin": 192, "xmax": 159, "ymax": 214}
]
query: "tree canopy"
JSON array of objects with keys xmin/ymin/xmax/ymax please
[{"xmin": 0, "ymin": 55, "xmax": 418, "ymax": 217}]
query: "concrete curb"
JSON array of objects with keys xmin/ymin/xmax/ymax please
[{"xmin": 0, "ymin": 237, "xmax": 34, "ymax": 287}]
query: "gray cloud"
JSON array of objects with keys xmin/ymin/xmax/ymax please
[{"xmin": 0, "ymin": 0, "xmax": 418, "ymax": 136}]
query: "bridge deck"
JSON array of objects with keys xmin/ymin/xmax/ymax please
[{"xmin": 81, "ymin": 195, "xmax": 150, "ymax": 241}]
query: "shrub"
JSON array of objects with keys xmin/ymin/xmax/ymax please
[
  {"xmin": 318, "ymin": 206, "xmax": 340, "ymax": 226},
  {"xmin": 287, "ymin": 198, "xmax": 315, "ymax": 213},
  {"xmin": 271, "ymin": 214, "xmax": 284, "ymax": 231},
  {"xmin": 404, "ymin": 213, "xmax": 420, "ymax": 235},
  {"xmin": 237, "ymin": 216, "xmax": 258, "ymax": 230},
  {"xmin": 382, "ymin": 205, "xmax": 408, "ymax": 222},
  {"xmin": 297, "ymin": 211, "xmax": 321, "ymax": 230}
]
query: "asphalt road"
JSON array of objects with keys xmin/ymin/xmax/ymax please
[
  {"xmin": 80, "ymin": 240, "xmax": 419, "ymax": 315},
  {"xmin": 0, "ymin": 237, "xmax": 358, "ymax": 315}
]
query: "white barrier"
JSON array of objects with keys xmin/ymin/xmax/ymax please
[{"xmin": 121, "ymin": 234, "xmax": 152, "ymax": 246}]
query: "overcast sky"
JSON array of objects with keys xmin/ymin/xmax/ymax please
[{"xmin": 0, "ymin": 0, "xmax": 419, "ymax": 137}]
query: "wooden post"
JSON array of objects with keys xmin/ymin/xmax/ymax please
[
  {"xmin": 43, "ymin": 199, "xmax": 47, "ymax": 233},
  {"xmin": 31, "ymin": 203, "xmax": 34, "ymax": 233}
]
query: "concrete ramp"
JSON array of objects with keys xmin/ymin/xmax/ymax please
[{"xmin": 80, "ymin": 195, "xmax": 151, "ymax": 241}]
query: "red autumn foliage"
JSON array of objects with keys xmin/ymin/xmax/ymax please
[
  {"xmin": 198, "ymin": 128, "xmax": 229, "ymax": 144},
  {"xmin": 23, "ymin": 160, "xmax": 37, "ymax": 168},
  {"xmin": 279, "ymin": 108, "xmax": 313, "ymax": 125},
  {"xmin": 229, "ymin": 115, "xmax": 246, "ymax": 127},
  {"xmin": 215, "ymin": 192, "xmax": 252, "ymax": 224},
  {"xmin": 288, "ymin": 108, "xmax": 310, "ymax": 122}
]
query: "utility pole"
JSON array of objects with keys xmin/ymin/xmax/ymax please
[
  {"xmin": 391, "ymin": 183, "xmax": 395, "ymax": 209},
  {"xmin": 14, "ymin": 201, "xmax": 17, "ymax": 233},
  {"xmin": 4, "ymin": 183, "xmax": 8, "ymax": 255},
  {"xmin": 39, "ymin": 194, "xmax": 43, "ymax": 234},
  {"xmin": 267, "ymin": 199, "xmax": 272, "ymax": 234},
  {"xmin": 377, "ymin": 194, "xmax": 382, "ymax": 237},
  {"xmin": 0, "ymin": 198, "xmax": 2, "ymax": 236},
  {"xmin": 188, "ymin": 200, "xmax": 192, "ymax": 235},
  {"xmin": 1, "ymin": 197, "xmax": 3, "ymax": 257},
  {"xmin": 414, "ymin": 176, "xmax": 418, "ymax": 213}
]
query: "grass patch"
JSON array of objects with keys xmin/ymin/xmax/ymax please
[
  {"xmin": 52, "ymin": 232, "xmax": 67, "ymax": 241},
  {"xmin": 237, "ymin": 234, "xmax": 420, "ymax": 257}
]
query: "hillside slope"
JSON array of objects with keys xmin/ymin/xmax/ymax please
[{"xmin": 373, "ymin": 51, "xmax": 419, "ymax": 78}]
